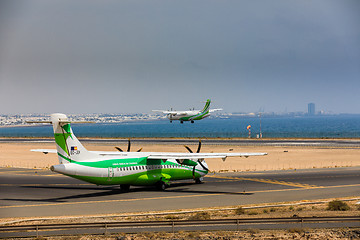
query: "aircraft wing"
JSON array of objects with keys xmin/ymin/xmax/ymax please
[
  {"xmin": 152, "ymin": 110, "xmax": 169, "ymax": 113},
  {"xmin": 152, "ymin": 110, "xmax": 176, "ymax": 114},
  {"xmin": 146, "ymin": 152, "xmax": 267, "ymax": 161},
  {"xmin": 152, "ymin": 110, "xmax": 188, "ymax": 115},
  {"xmin": 91, "ymin": 151, "xmax": 267, "ymax": 161},
  {"xmin": 30, "ymin": 149, "xmax": 267, "ymax": 161}
]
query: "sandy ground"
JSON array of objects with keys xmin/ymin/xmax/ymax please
[
  {"xmin": 3, "ymin": 199, "xmax": 360, "ymax": 239},
  {"xmin": 1, "ymin": 141, "xmax": 359, "ymax": 171}
]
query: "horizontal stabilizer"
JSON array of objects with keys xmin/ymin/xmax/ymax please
[
  {"xmin": 31, "ymin": 149, "xmax": 57, "ymax": 154},
  {"xmin": 209, "ymin": 108, "xmax": 223, "ymax": 113}
]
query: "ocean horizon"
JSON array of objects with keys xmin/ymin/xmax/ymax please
[{"xmin": 0, "ymin": 115, "xmax": 360, "ymax": 139}]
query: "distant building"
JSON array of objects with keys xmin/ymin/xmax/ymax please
[{"xmin": 308, "ymin": 103, "xmax": 315, "ymax": 115}]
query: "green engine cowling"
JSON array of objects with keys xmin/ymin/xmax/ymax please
[{"xmin": 176, "ymin": 159, "xmax": 198, "ymax": 166}]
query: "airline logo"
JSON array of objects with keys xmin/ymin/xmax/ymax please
[{"xmin": 70, "ymin": 146, "xmax": 80, "ymax": 155}]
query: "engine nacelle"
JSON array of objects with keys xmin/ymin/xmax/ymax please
[{"xmin": 176, "ymin": 159, "xmax": 198, "ymax": 166}]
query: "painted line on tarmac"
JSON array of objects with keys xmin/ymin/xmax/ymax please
[
  {"xmin": 0, "ymin": 193, "xmax": 223, "ymax": 209},
  {"xmin": 206, "ymin": 175, "xmax": 318, "ymax": 188},
  {"xmin": 1, "ymin": 183, "xmax": 359, "ymax": 210},
  {"xmin": 0, "ymin": 171, "xmax": 60, "ymax": 177},
  {"xmin": 0, "ymin": 170, "xmax": 48, "ymax": 174}
]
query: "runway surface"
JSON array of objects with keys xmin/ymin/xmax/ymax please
[{"xmin": 0, "ymin": 167, "xmax": 359, "ymax": 219}]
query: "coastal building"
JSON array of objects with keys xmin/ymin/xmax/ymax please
[{"xmin": 308, "ymin": 103, "xmax": 315, "ymax": 115}]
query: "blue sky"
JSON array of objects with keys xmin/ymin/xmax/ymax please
[{"xmin": 0, "ymin": 0, "xmax": 359, "ymax": 114}]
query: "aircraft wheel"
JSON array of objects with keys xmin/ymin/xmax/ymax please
[
  {"xmin": 195, "ymin": 178, "xmax": 203, "ymax": 184},
  {"xmin": 120, "ymin": 184, "xmax": 130, "ymax": 192},
  {"xmin": 170, "ymin": 120, "xmax": 172, "ymax": 123},
  {"xmin": 180, "ymin": 121, "xmax": 183, "ymax": 124},
  {"xmin": 156, "ymin": 181, "xmax": 167, "ymax": 191},
  {"xmin": 191, "ymin": 120, "xmax": 194, "ymax": 123}
]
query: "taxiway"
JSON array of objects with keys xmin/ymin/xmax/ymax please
[{"xmin": 0, "ymin": 167, "xmax": 359, "ymax": 219}]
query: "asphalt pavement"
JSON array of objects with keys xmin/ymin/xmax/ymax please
[{"xmin": 0, "ymin": 167, "xmax": 359, "ymax": 219}]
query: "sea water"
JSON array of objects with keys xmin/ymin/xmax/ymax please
[{"xmin": 0, "ymin": 115, "xmax": 359, "ymax": 138}]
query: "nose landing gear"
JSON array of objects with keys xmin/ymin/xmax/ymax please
[{"xmin": 194, "ymin": 178, "xmax": 203, "ymax": 184}]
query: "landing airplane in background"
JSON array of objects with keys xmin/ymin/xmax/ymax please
[
  {"xmin": 28, "ymin": 113, "xmax": 267, "ymax": 191},
  {"xmin": 153, "ymin": 99, "xmax": 222, "ymax": 123}
]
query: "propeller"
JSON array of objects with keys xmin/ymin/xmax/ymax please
[
  {"xmin": 115, "ymin": 139, "xmax": 142, "ymax": 152},
  {"xmin": 183, "ymin": 140, "xmax": 209, "ymax": 178},
  {"xmin": 184, "ymin": 140, "xmax": 202, "ymax": 153}
]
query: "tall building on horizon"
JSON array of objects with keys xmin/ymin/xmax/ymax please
[{"xmin": 308, "ymin": 103, "xmax": 315, "ymax": 115}]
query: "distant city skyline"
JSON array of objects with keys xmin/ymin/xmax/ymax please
[
  {"xmin": 0, "ymin": 1, "xmax": 359, "ymax": 114},
  {"xmin": 308, "ymin": 103, "xmax": 316, "ymax": 115}
]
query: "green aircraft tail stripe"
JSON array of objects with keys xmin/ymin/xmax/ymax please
[
  {"xmin": 182, "ymin": 99, "xmax": 211, "ymax": 121},
  {"xmin": 54, "ymin": 133, "xmax": 71, "ymax": 155},
  {"xmin": 58, "ymin": 152, "xmax": 72, "ymax": 163},
  {"xmin": 200, "ymin": 99, "xmax": 211, "ymax": 113}
]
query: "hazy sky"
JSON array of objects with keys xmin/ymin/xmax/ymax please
[{"xmin": 1, "ymin": 0, "xmax": 359, "ymax": 114}]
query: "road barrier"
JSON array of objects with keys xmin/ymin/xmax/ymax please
[{"xmin": 0, "ymin": 216, "xmax": 359, "ymax": 238}]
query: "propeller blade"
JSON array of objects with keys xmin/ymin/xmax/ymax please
[
  {"xmin": 115, "ymin": 147, "xmax": 123, "ymax": 152},
  {"xmin": 184, "ymin": 145, "xmax": 193, "ymax": 153},
  {"xmin": 198, "ymin": 159, "xmax": 209, "ymax": 172},
  {"xmin": 196, "ymin": 140, "xmax": 202, "ymax": 153},
  {"xmin": 115, "ymin": 139, "xmax": 142, "ymax": 153},
  {"xmin": 127, "ymin": 139, "xmax": 131, "ymax": 152},
  {"xmin": 192, "ymin": 166, "xmax": 196, "ymax": 179}
]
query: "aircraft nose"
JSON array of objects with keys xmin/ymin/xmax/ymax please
[{"xmin": 197, "ymin": 160, "xmax": 209, "ymax": 174}]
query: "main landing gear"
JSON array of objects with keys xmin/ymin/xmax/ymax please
[
  {"xmin": 156, "ymin": 180, "xmax": 169, "ymax": 191},
  {"xmin": 191, "ymin": 120, "xmax": 194, "ymax": 123},
  {"xmin": 120, "ymin": 184, "xmax": 130, "ymax": 192}
]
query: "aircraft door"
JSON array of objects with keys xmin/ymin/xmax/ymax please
[{"xmin": 108, "ymin": 167, "xmax": 114, "ymax": 181}]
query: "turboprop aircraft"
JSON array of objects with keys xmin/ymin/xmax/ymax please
[
  {"xmin": 153, "ymin": 99, "xmax": 222, "ymax": 123},
  {"xmin": 28, "ymin": 113, "xmax": 267, "ymax": 191}
]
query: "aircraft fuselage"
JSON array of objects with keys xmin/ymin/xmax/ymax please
[{"xmin": 51, "ymin": 157, "xmax": 208, "ymax": 186}]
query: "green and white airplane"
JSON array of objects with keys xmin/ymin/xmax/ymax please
[
  {"xmin": 30, "ymin": 113, "xmax": 267, "ymax": 191},
  {"xmin": 153, "ymin": 99, "xmax": 222, "ymax": 123}
]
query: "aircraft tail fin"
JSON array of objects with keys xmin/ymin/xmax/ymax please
[
  {"xmin": 200, "ymin": 99, "xmax": 211, "ymax": 113},
  {"xmin": 29, "ymin": 113, "xmax": 98, "ymax": 163}
]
